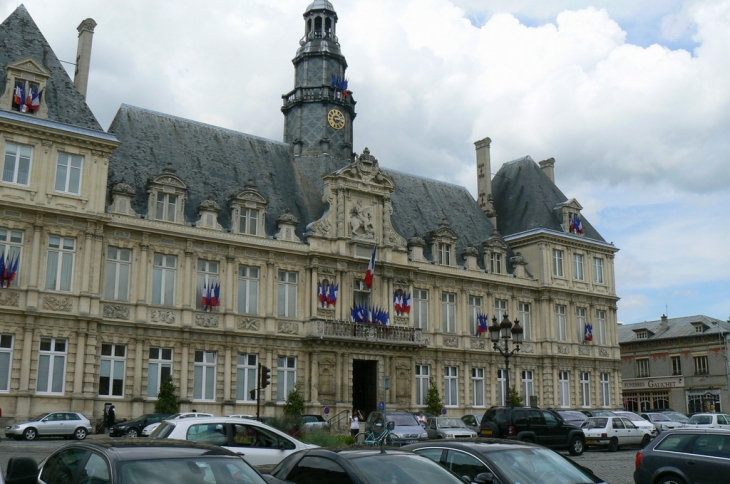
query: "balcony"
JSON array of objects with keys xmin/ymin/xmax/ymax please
[{"xmin": 305, "ymin": 319, "xmax": 425, "ymax": 347}]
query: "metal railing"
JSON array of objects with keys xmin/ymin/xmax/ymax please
[{"xmin": 305, "ymin": 319, "xmax": 425, "ymax": 346}]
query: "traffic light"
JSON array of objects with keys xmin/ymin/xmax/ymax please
[{"xmin": 260, "ymin": 364, "xmax": 271, "ymax": 389}]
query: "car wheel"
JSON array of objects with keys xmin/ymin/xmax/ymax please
[
  {"xmin": 23, "ymin": 428, "xmax": 37, "ymax": 441},
  {"xmin": 74, "ymin": 427, "xmax": 88, "ymax": 440},
  {"xmin": 656, "ymin": 474, "xmax": 687, "ymax": 484},
  {"xmin": 607, "ymin": 437, "xmax": 619, "ymax": 452},
  {"xmin": 568, "ymin": 436, "xmax": 584, "ymax": 456},
  {"xmin": 641, "ymin": 434, "xmax": 651, "ymax": 447},
  {"xmin": 126, "ymin": 428, "xmax": 139, "ymax": 437}
]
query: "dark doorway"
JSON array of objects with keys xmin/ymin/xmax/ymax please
[{"xmin": 352, "ymin": 360, "xmax": 377, "ymax": 418}]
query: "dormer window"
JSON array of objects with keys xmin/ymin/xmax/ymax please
[
  {"xmin": 430, "ymin": 218, "xmax": 458, "ymax": 267},
  {"xmin": 231, "ymin": 179, "xmax": 268, "ymax": 237},
  {"xmin": 483, "ymin": 230, "xmax": 507, "ymax": 274},
  {"xmin": 636, "ymin": 331, "xmax": 648, "ymax": 339},
  {"xmin": 555, "ymin": 199, "xmax": 584, "ymax": 236},
  {"xmin": 490, "ymin": 253, "xmax": 502, "ymax": 273},
  {"xmin": 156, "ymin": 193, "xmax": 178, "ymax": 222},
  {"xmin": 692, "ymin": 323, "xmax": 707, "ymax": 334},
  {"xmin": 438, "ymin": 243, "xmax": 452, "ymax": 265},
  {"xmin": 146, "ymin": 164, "xmax": 188, "ymax": 224},
  {"xmin": 1, "ymin": 58, "xmax": 50, "ymax": 118},
  {"xmin": 12, "ymin": 79, "xmax": 41, "ymax": 114},
  {"xmin": 240, "ymin": 208, "xmax": 259, "ymax": 235}
]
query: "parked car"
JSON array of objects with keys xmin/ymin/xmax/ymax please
[
  {"xmin": 151, "ymin": 417, "xmax": 317, "ymax": 466},
  {"xmin": 228, "ymin": 414, "xmax": 255, "ymax": 418},
  {"xmin": 580, "ymin": 416, "xmax": 653, "ymax": 451},
  {"xmin": 404, "ymin": 439, "xmax": 608, "ymax": 483},
  {"xmin": 109, "ymin": 413, "xmax": 173, "ymax": 437},
  {"xmin": 425, "ymin": 416, "xmax": 477, "ymax": 439},
  {"xmin": 634, "ymin": 428, "xmax": 730, "ymax": 484},
  {"xmin": 580, "ymin": 409, "xmax": 617, "ymax": 417},
  {"xmin": 479, "ymin": 406, "xmax": 586, "ymax": 455},
  {"xmin": 640, "ymin": 412, "xmax": 686, "ymax": 432},
  {"xmin": 266, "ymin": 447, "xmax": 472, "ymax": 484},
  {"xmin": 555, "ymin": 410, "xmax": 588, "ymax": 427},
  {"xmin": 460, "ymin": 413, "xmax": 482, "ymax": 433},
  {"xmin": 4, "ymin": 411, "xmax": 92, "ymax": 441},
  {"xmin": 613, "ymin": 410, "xmax": 658, "ymax": 437},
  {"xmin": 365, "ymin": 410, "xmax": 428, "ymax": 446},
  {"xmin": 663, "ymin": 411, "xmax": 690, "ymax": 424},
  {"xmin": 141, "ymin": 411, "xmax": 214, "ymax": 436},
  {"xmin": 301, "ymin": 414, "xmax": 329, "ymax": 432},
  {"xmin": 683, "ymin": 413, "xmax": 730, "ymax": 429}
]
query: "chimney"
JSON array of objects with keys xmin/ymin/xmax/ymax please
[
  {"xmin": 539, "ymin": 157, "xmax": 555, "ymax": 183},
  {"xmin": 660, "ymin": 314, "xmax": 668, "ymax": 327},
  {"xmin": 475, "ymin": 137, "xmax": 496, "ymax": 223},
  {"xmin": 74, "ymin": 18, "xmax": 97, "ymax": 99}
]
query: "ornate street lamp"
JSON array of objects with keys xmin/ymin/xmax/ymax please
[{"xmin": 489, "ymin": 314, "xmax": 523, "ymax": 405}]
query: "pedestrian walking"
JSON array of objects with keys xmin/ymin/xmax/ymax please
[{"xmin": 350, "ymin": 408, "xmax": 363, "ymax": 437}]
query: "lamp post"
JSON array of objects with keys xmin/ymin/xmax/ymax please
[{"xmin": 489, "ymin": 314, "xmax": 524, "ymax": 405}]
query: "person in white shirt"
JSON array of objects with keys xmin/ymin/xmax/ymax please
[{"xmin": 350, "ymin": 408, "xmax": 363, "ymax": 436}]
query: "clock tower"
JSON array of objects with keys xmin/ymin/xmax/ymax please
[{"xmin": 282, "ymin": 0, "xmax": 356, "ymax": 164}]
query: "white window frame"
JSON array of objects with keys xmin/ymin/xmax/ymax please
[
  {"xmin": 600, "ymin": 372, "xmax": 611, "ymax": 407},
  {"xmin": 553, "ymin": 249, "xmax": 564, "ymax": 277},
  {"xmin": 573, "ymin": 253, "xmax": 584, "ymax": 280},
  {"xmin": 105, "ymin": 247, "xmax": 131, "ymax": 301},
  {"xmin": 519, "ymin": 302, "xmax": 531, "ymax": 341},
  {"xmin": 0, "ymin": 334, "xmax": 14, "ymax": 392},
  {"xmin": 580, "ymin": 371, "xmax": 591, "ymax": 407},
  {"xmin": 497, "ymin": 369, "xmax": 507, "ymax": 406},
  {"xmin": 196, "ymin": 259, "xmax": 220, "ymax": 310},
  {"xmin": 155, "ymin": 192, "xmax": 178, "ymax": 222},
  {"xmin": 522, "ymin": 370, "xmax": 534, "ymax": 403},
  {"xmin": 147, "ymin": 347, "xmax": 173, "ymax": 398},
  {"xmin": 671, "ymin": 355, "xmax": 682, "ymax": 376},
  {"xmin": 490, "ymin": 252, "xmax": 502, "ymax": 274},
  {"xmin": 54, "ymin": 152, "xmax": 83, "ymax": 195},
  {"xmin": 414, "ymin": 289, "xmax": 429, "ymax": 330},
  {"xmin": 276, "ymin": 356, "xmax": 297, "ymax": 402},
  {"xmin": 444, "ymin": 366, "xmax": 458, "ymax": 406},
  {"xmin": 99, "ymin": 343, "xmax": 126, "ymax": 397},
  {"xmin": 596, "ymin": 309, "xmax": 607, "ymax": 345},
  {"xmin": 36, "ymin": 337, "xmax": 67, "ymax": 394},
  {"xmin": 559, "ymin": 371, "xmax": 570, "ymax": 408},
  {"xmin": 45, "ymin": 235, "xmax": 75, "ymax": 292},
  {"xmin": 2, "ymin": 142, "xmax": 32, "ymax": 186},
  {"xmin": 277, "ymin": 271, "xmax": 298, "ymax": 318},
  {"xmin": 593, "ymin": 257, "xmax": 604, "ymax": 284},
  {"xmin": 694, "ymin": 355, "xmax": 709, "ymax": 375},
  {"xmin": 353, "ymin": 279, "xmax": 370, "ymax": 308},
  {"xmin": 442, "ymin": 292, "xmax": 456, "ymax": 333},
  {"xmin": 469, "ymin": 296, "xmax": 482, "ymax": 336},
  {"xmin": 238, "ymin": 265, "xmax": 259, "ymax": 314},
  {"xmin": 438, "ymin": 243, "xmax": 451, "ymax": 265},
  {"xmin": 240, "ymin": 208, "xmax": 259, "ymax": 236},
  {"xmin": 152, "ymin": 253, "xmax": 177, "ymax": 306},
  {"xmin": 636, "ymin": 358, "xmax": 650, "ymax": 378},
  {"xmin": 236, "ymin": 353, "xmax": 258, "ymax": 402},
  {"xmin": 0, "ymin": 228, "xmax": 23, "ymax": 288},
  {"xmin": 577, "ymin": 307, "xmax": 587, "ymax": 342},
  {"xmin": 556, "ymin": 305, "xmax": 567, "ymax": 341},
  {"xmin": 472, "ymin": 367, "xmax": 485, "ymax": 407},
  {"xmin": 416, "ymin": 364, "xmax": 430, "ymax": 406},
  {"xmin": 495, "ymin": 299, "xmax": 507, "ymax": 322},
  {"xmin": 194, "ymin": 350, "xmax": 217, "ymax": 401}
]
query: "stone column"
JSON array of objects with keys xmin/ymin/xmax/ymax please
[
  {"xmin": 181, "ymin": 344, "xmax": 189, "ymax": 400},
  {"xmin": 73, "ymin": 328, "xmax": 87, "ymax": 394},
  {"xmin": 311, "ymin": 353, "xmax": 319, "ymax": 404},
  {"xmin": 310, "ymin": 263, "xmax": 318, "ymax": 316},
  {"xmin": 133, "ymin": 338, "xmax": 144, "ymax": 397},
  {"xmin": 91, "ymin": 231, "xmax": 104, "ymax": 296},
  {"xmin": 28, "ymin": 220, "xmax": 43, "ymax": 289},
  {"xmin": 81, "ymin": 228, "xmax": 94, "ymax": 294},
  {"xmin": 226, "ymin": 254, "xmax": 236, "ymax": 313},
  {"xmin": 136, "ymin": 236, "xmax": 149, "ymax": 305},
  {"xmin": 224, "ymin": 347, "xmax": 232, "ymax": 401},
  {"xmin": 183, "ymin": 242, "xmax": 194, "ymax": 310},
  {"xmin": 19, "ymin": 326, "xmax": 34, "ymax": 391},
  {"xmin": 266, "ymin": 259, "xmax": 276, "ymax": 317}
]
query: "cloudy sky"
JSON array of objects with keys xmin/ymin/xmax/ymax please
[{"xmin": 4, "ymin": 0, "xmax": 729, "ymax": 325}]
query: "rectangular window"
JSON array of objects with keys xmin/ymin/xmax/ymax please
[
  {"xmin": 495, "ymin": 299, "xmax": 507, "ymax": 322},
  {"xmin": 694, "ymin": 356, "xmax": 708, "ymax": 375},
  {"xmin": 105, "ymin": 247, "xmax": 131, "ymax": 301},
  {"xmin": 147, "ymin": 347, "xmax": 173, "ymax": 398},
  {"xmin": 236, "ymin": 354, "xmax": 258, "ymax": 402},
  {"xmin": 636, "ymin": 358, "xmax": 650, "ymax": 378},
  {"xmin": 580, "ymin": 372, "xmax": 591, "ymax": 407},
  {"xmin": 573, "ymin": 253, "xmax": 584, "ymax": 280},
  {"xmin": 353, "ymin": 279, "xmax": 369, "ymax": 307},
  {"xmin": 238, "ymin": 266, "xmax": 259, "ymax": 314},
  {"xmin": 522, "ymin": 370, "xmax": 534, "ymax": 403},
  {"xmin": 472, "ymin": 368, "xmax": 485, "ymax": 407},
  {"xmin": 414, "ymin": 289, "xmax": 429, "ymax": 330},
  {"xmin": 416, "ymin": 364, "xmax": 430, "ymax": 406},
  {"xmin": 3, "ymin": 142, "xmax": 32, "ymax": 185},
  {"xmin": 54, "ymin": 153, "xmax": 83, "ymax": 194},
  {"xmin": 596, "ymin": 310, "xmax": 607, "ymax": 345},
  {"xmin": 553, "ymin": 249, "xmax": 564, "ymax": 277},
  {"xmin": 469, "ymin": 296, "xmax": 482, "ymax": 336},
  {"xmin": 37, "ymin": 337, "xmax": 66, "ymax": 394},
  {"xmin": 671, "ymin": 356, "xmax": 682, "ymax": 376},
  {"xmin": 444, "ymin": 366, "xmax": 458, "ymax": 406},
  {"xmin": 593, "ymin": 257, "xmax": 604, "ymax": 284},
  {"xmin": 442, "ymin": 292, "xmax": 456, "ymax": 333},
  {"xmin": 600, "ymin": 373, "xmax": 611, "ymax": 407},
  {"xmin": 276, "ymin": 356, "xmax": 296, "ymax": 402},
  {"xmin": 277, "ymin": 271, "xmax": 298, "ymax": 318},
  {"xmin": 559, "ymin": 371, "xmax": 570, "ymax": 407},
  {"xmin": 11, "ymin": 79, "xmax": 40, "ymax": 114},
  {"xmin": 556, "ymin": 305, "xmax": 567, "ymax": 341},
  {"xmin": 519, "ymin": 302, "xmax": 531, "ymax": 341},
  {"xmin": 0, "ymin": 228, "xmax": 23, "ymax": 288},
  {"xmin": 490, "ymin": 253, "xmax": 502, "ymax": 274},
  {"xmin": 45, "ymin": 235, "xmax": 75, "ymax": 291},
  {"xmin": 240, "ymin": 209, "xmax": 259, "ymax": 235},
  {"xmin": 497, "ymin": 369, "xmax": 507, "ymax": 406},
  {"xmin": 0, "ymin": 334, "xmax": 14, "ymax": 392},
  {"xmin": 196, "ymin": 259, "xmax": 219, "ymax": 310},
  {"xmin": 438, "ymin": 243, "xmax": 451, "ymax": 265},
  {"xmin": 152, "ymin": 254, "xmax": 177, "ymax": 305},
  {"xmin": 194, "ymin": 350, "xmax": 216, "ymax": 401},
  {"xmin": 155, "ymin": 193, "xmax": 177, "ymax": 222},
  {"xmin": 577, "ymin": 307, "xmax": 587, "ymax": 342},
  {"xmin": 99, "ymin": 344, "xmax": 126, "ymax": 397}
]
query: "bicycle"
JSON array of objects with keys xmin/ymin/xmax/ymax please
[{"xmin": 355, "ymin": 422, "xmax": 396, "ymax": 446}]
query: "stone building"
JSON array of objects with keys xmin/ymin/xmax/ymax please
[
  {"xmin": 0, "ymin": 1, "xmax": 621, "ymax": 424},
  {"xmin": 618, "ymin": 315, "xmax": 730, "ymax": 414}
]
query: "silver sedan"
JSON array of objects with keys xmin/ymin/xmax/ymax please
[
  {"xmin": 5, "ymin": 411, "xmax": 92, "ymax": 441},
  {"xmin": 426, "ymin": 417, "xmax": 477, "ymax": 439}
]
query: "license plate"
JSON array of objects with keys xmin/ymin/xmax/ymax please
[
  {"xmin": 481, "ymin": 429, "xmax": 493, "ymax": 435},
  {"xmin": 586, "ymin": 439, "xmax": 598, "ymax": 444}
]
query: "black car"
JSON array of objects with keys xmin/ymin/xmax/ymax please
[
  {"xmin": 109, "ymin": 413, "xmax": 172, "ymax": 437},
  {"xmin": 2, "ymin": 438, "xmax": 271, "ymax": 484},
  {"xmin": 403, "ymin": 439, "xmax": 607, "ymax": 484},
  {"xmin": 634, "ymin": 428, "xmax": 730, "ymax": 484},
  {"xmin": 479, "ymin": 406, "xmax": 586, "ymax": 455},
  {"xmin": 265, "ymin": 447, "xmax": 473, "ymax": 484}
]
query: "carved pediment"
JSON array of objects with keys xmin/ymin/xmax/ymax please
[
  {"xmin": 333, "ymin": 148, "xmax": 395, "ymax": 190},
  {"xmin": 555, "ymin": 198, "xmax": 583, "ymax": 212},
  {"xmin": 148, "ymin": 164, "xmax": 188, "ymax": 190},
  {"xmin": 430, "ymin": 218, "xmax": 458, "ymax": 241},
  {"xmin": 231, "ymin": 179, "xmax": 268, "ymax": 206},
  {"xmin": 7, "ymin": 58, "xmax": 50, "ymax": 78},
  {"xmin": 483, "ymin": 229, "xmax": 507, "ymax": 250}
]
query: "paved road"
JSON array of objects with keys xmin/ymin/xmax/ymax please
[{"xmin": 0, "ymin": 433, "xmax": 638, "ymax": 483}]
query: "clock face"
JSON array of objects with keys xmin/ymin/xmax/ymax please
[{"xmin": 328, "ymin": 109, "xmax": 346, "ymax": 130}]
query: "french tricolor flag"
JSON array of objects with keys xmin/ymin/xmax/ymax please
[{"xmin": 364, "ymin": 246, "xmax": 376, "ymax": 289}]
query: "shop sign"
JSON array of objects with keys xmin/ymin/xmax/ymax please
[{"xmin": 622, "ymin": 377, "xmax": 684, "ymax": 390}]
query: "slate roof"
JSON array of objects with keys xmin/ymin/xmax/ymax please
[
  {"xmin": 0, "ymin": 5, "xmax": 103, "ymax": 131},
  {"xmin": 492, "ymin": 156, "xmax": 605, "ymax": 242},
  {"xmin": 618, "ymin": 315, "xmax": 730, "ymax": 344}
]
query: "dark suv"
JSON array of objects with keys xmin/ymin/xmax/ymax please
[{"xmin": 479, "ymin": 406, "xmax": 585, "ymax": 455}]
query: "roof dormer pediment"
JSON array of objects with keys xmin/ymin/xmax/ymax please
[
  {"xmin": 6, "ymin": 58, "xmax": 51, "ymax": 78},
  {"xmin": 148, "ymin": 165, "xmax": 188, "ymax": 190},
  {"xmin": 330, "ymin": 147, "xmax": 395, "ymax": 191}
]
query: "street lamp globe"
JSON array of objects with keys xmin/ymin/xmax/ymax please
[{"xmin": 488, "ymin": 316, "xmax": 501, "ymax": 343}]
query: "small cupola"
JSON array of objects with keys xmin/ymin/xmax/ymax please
[
  {"xmin": 107, "ymin": 181, "xmax": 137, "ymax": 216},
  {"xmin": 407, "ymin": 234, "xmax": 427, "ymax": 262},
  {"xmin": 276, "ymin": 209, "xmax": 300, "ymax": 242},
  {"xmin": 461, "ymin": 246, "xmax": 479, "ymax": 270},
  {"xmin": 303, "ymin": 0, "xmax": 338, "ymax": 43},
  {"xmin": 196, "ymin": 195, "xmax": 222, "ymax": 230}
]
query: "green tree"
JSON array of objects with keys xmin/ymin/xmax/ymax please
[
  {"xmin": 425, "ymin": 378, "xmax": 443, "ymax": 416},
  {"xmin": 155, "ymin": 375, "xmax": 179, "ymax": 413},
  {"xmin": 508, "ymin": 386, "xmax": 524, "ymax": 406},
  {"xmin": 283, "ymin": 386, "xmax": 305, "ymax": 417}
]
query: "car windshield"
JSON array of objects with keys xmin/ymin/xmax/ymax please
[
  {"xmin": 665, "ymin": 412, "xmax": 689, "ymax": 423},
  {"xmin": 119, "ymin": 457, "xmax": 266, "ymax": 484},
  {"xmin": 559, "ymin": 411, "xmax": 587, "ymax": 420},
  {"xmin": 349, "ymin": 454, "xmax": 463, "ymax": 484},
  {"xmin": 688, "ymin": 415, "xmax": 713, "ymax": 425},
  {"xmin": 437, "ymin": 418, "xmax": 466, "ymax": 428},
  {"xmin": 616, "ymin": 412, "xmax": 643, "ymax": 421},
  {"xmin": 151, "ymin": 422, "xmax": 176, "ymax": 438},
  {"xmin": 387, "ymin": 414, "xmax": 419, "ymax": 426},
  {"xmin": 582, "ymin": 418, "xmax": 608, "ymax": 429},
  {"xmin": 488, "ymin": 447, "xmax": 598, "ymax": 484},
  {"xmin": 650, "ymin": 414, "xmax": 671, "ymax": 422}
]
